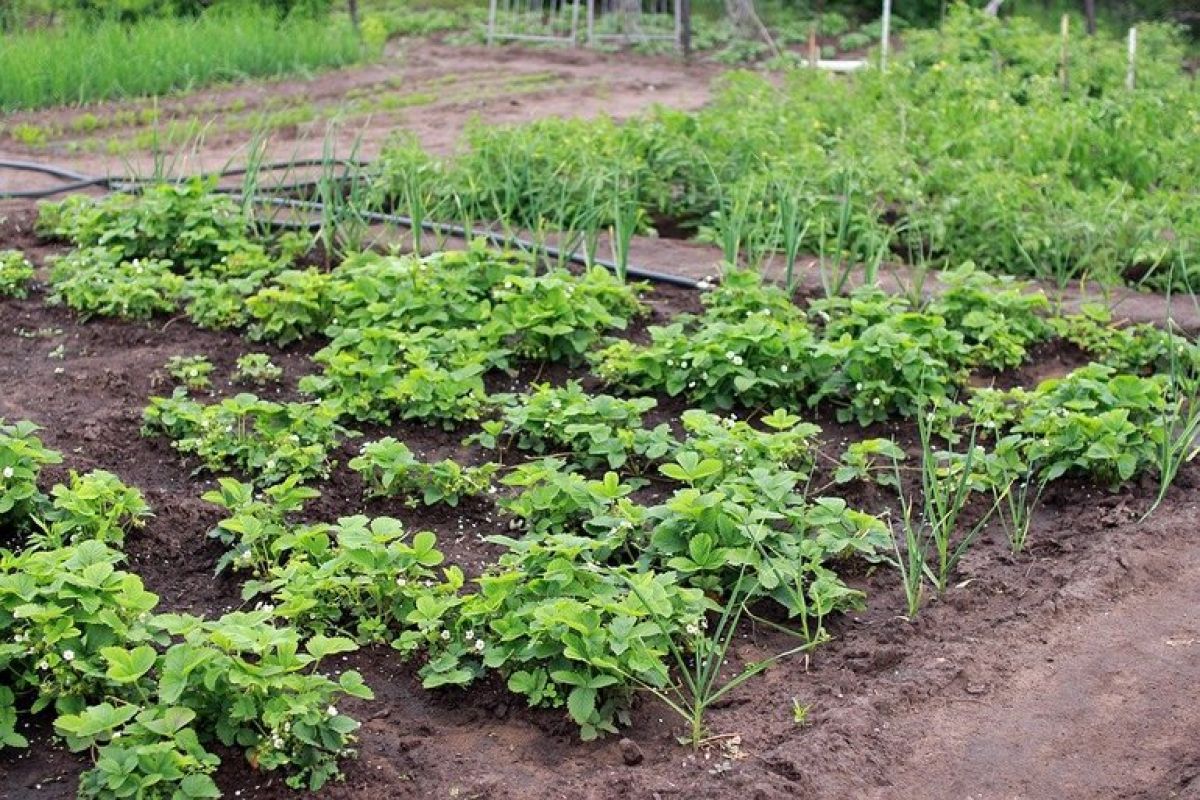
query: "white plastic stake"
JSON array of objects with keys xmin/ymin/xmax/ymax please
[
  {"xmin": 880, "ymin": 0, "xmax": 892, "ymax": 71},
  {"xmin": 1127, "ymin": 27, "xmax": 1137, "ymax": 90}
]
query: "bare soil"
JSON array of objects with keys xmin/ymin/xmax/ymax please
[
  {"xmin": 1, "ymin": 204, "xmax": 1199, "ymax": 800},
  {"xmin": 0, "ymin": 40, "xmax": 719, "ymax": 181}
]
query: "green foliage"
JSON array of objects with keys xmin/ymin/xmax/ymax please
[
  {"xmin": 973, "ymin": 364, "xmax": 1170, "ymax": 486},
  {"xmin": 809, "ymin": 302, "xmax": 968, "ymax": 425},
  {"xmin": 246, "ymin": 268, "xmax": 335, "ymax": 345},
  {"xmin": 0, "ymin": 8, "xmax": 367, "ymax": 111},
  {"xmin": 488, "ymin": 268, "xmax": 644, "ymax": 364},
  {"xmin": 595, "ymin": 272, "xmax": 815, "ymax": 409},
  {"xmin": 142, "ymin": 389, "xmax": 347, "ymax": 486},
  {"xmin": 1050, "ymin": 304, "xmax": 1200, "ymax": 375},
  {"xmin": 234, "ymin": 353, "xmax": 283, "ymax": 385},
  {"xmin": 835, "ymin": 438, "xmax": 907, "ymax": 488},
  {"xmin": 48, "ymin": 247, "xmax": 185, "ymax": 320},
  {"xmin": 927, "ymin": 264, "xmax": 1052, "ymax": 369},
  {"xmin": 249, "ymin": 515, "xmax": 460, "ymax": 648},
  {"xmin": 0, "ymin": 419, "xmax": 61, "ymax": 535},
  {"xmin": 477, "ymin": 382, "xmax": 674, "ymax": 471},
  {"xmin": 39, "ymin": 181, "xmax": 248, "ymax": 271},
  {"xmin": 164, "ymin": 355, "xmax": 214, "ymax": 391},
  {"xmin": 349, "ymin": 438, "xmax": 497, "ymax": 507},
  {"xmin": 648, "ymin": 465, "xmax": 888, "ymax": 620},
  {"xmin": 0, "ymin": 250, "xmax": 34, "ymax": 298},
  {"xmin": 202, "ymin": 476, "xmax": 323, "ymax": 575},
  {"xmin": 421, "ymin": 532, "xmax": 710, "ymax": 741},
  {"xmin": 37, "ymin": 470, "xmax": 151, "ymax": 548},
  {"xmin": 673, "ymin": 408, "xmax": 821, "ymax": 486}
]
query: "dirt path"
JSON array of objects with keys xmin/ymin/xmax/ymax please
[
  {"xmin": 870, "ymin": 509, "xmax": 1200, "ymax": 800},
  {"xmin": 0, "ymin": 40, "xmax": 718, "ymax": 180}
]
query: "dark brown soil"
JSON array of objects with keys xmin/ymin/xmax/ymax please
[{"xmin": 2, "ymin": 205, "xmax": 1199, "ymax": 800}]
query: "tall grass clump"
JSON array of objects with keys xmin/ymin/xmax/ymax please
[{"xmin": 0, "ymin": 7, "xmax": 370, "ymax": 110}]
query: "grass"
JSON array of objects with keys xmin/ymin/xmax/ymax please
[{"xmin": 0, "ymin": 8, "xmax": 371, "ymax": 111}]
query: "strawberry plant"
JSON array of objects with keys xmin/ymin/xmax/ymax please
[
  {"xmin": 0, "ymin": 419, "xmax": 61, "ymax": 537},
  {"xmin": 834, "ymin": 438, "xmax": 907, "ymax": 488},
  {"xmin": 487, "ymin": 268, "xmax": 644, "ymax": 364},
  {"xmin": 0, "ymin": 250, "xmax": 34, "ymax": 299},
  {"xmin": 202, "ymin": 476, "xmax": 325, "ymax": 575},
  {"xmin": 594, "ymin": 272, "xmax": 815, "ymax": 410},
  {"xmin": 1007, "ymin": 365, "xmax": 1169, "ymax": 486},
  {"xmin": 142, "ymin": 390, "xmax": 348, "ymax": 486},
  {"xmin": 35, "ymin": 470, "xmax": 151, "ymax": 549},
  {"xmin": 164, "ymin": 355, "xmax": 214, "ymax": 391},
  {"xmin": 246, "ymin": 268, "xmax": 336, "ymax": 346},
  {"xmin": 475, "ymin": 382, "xmax": 673, "ymax": 471},
  {"xmin": 647, "ymin": 465, "xmax": 888, "ymax": 621},
  {"xmin": 672, "ymin": 408, "xmax": 820, "ymax": 486},
  {"xmin": 48, "ymin": 247, "xmax": 185, "ymax": 321},
  {"xmin": 809, "ymin": 311, "xmax": 969, "ymax": 425},
  {"xmin": 300, "ymin": 327, "xmax": 500, "ymax": 428},
  {"xmin": 37, "ymin": 180, "xmax": 251, "ymax": 273},
  {"xmin": 0, "ymin": 542, "xmax": 160, "ymax": 738},
  {"xmin": 1050, "ymin": 304, "xmax": 1199, "ymax": 376},
  {"xmin": 419, "ymin": 530, "xmax": 710, "ymax": 741},
  {"xmin": 249, "ymin": 515, "xmax": 461, "ymax": 648},
  {"xmin": 349, "ymin": 438, "xmax": 497, "ymax": 507},
  {"xmin": 499, "ymin": 459, "xmax": 645, "ymax": 537},
  {"xmin": 926, "ymin": 263, "xmax": 1052, "ymax": 369},
  {"xmin": 234, "ymin": 353, "xmax": 284, "ymax": 386}
]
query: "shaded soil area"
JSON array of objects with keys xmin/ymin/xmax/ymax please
[{"xmin": 2, "ymin": 206, "xmax": 1200, "ymax": 799}]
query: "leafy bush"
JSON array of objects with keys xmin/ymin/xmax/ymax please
[
  {"xmin": 975, "ymin": 364, "xmax": 1169, "ymax": 486},
  {"xmin": 475, "ymin": 382, "xmax": 674, "ymax": 471},
  {"xmin": 48, "ymin": 247, "xmax": 185, "ymax": 320},
  {"xmin": 672, "ymin": 408, "xmax": 820, "ymax": 486},
  {"xmin": 234, "ymin": 353, "xmax": 284, "ymax": 385},
  {"xmin": 595, "ymin": 273, "xmax": 815, "ymax": 410},
  {"xmin": 38, "ymin": 181, "xmax": 248, "ymax": 272},
  {"xmin": 142, "ymin": 389, "xmax": 347, "ymax": 486},
  {"xmin": 246, "ymin": 268, "xmax": 335, "ymax": 345},
  {"xmin": 36, "ymin": 470, "xmax": 151, "ymax": 548},
  {"xmin": 0, "ymin": 419, "xmax": 61, "ymax": 538},
  {"xmin": 202, "ymin": 476, "xmax": 323, "ymax": 575},
  {"xmin": 927, "ymin": 264, "xmax": 1052, "ymax": 369},
  {"xmin": 0, "ymin": 250, "xmax": 34, "ymax": 298},
  {"xmin": 349, "ymin": 438, "xmax": 497, "ymax": 507}
]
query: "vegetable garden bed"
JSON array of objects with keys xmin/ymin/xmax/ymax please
[{"xmin": 2, "ymin": 179, "xmax": 1199, "ymax": 799}]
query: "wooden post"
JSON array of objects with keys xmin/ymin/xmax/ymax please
[
  {"xmin": 487, "ymin": 0, "xmax": 499, "ymax": 46},
  {"xmin": 808, "ymin": 25, "xmax": 818, "ymax": 68},
  {"xmin": 1084, "ymin": 0, "xmax": 1096, "ymax": 36},
  {"xmin": 880, "ymin": 0, "xmax": 892, "ymax": 70},
  {"xmin": 1059, "ymin": 14, "xmax": 1070, "ymax": 93},
  {"xmin": 1126, "ymin": 26, "xmax": 1137, "ymax": 90}
]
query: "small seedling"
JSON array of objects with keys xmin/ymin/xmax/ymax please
[
  {"xmin": 235, "ymin": 353, "xmax": 284, "ymax": 386},
  {"xmin": 164, "ymin": 355, "xmax": 214, "ymax": 391}
]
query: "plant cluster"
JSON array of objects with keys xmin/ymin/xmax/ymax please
[
  {"xmin": 164, "ymin": 355, "xmax": 214, "ymax": 391},
  {"xmin": 142, "ymin": 390, "xmax": 348, "ymax": 486},
  {"xmin": 474, "ymin": 382, "xmax": 673, "ymax": 471},
  {"xmin": 349, "ymin": 438, "xmax": 497, "ymax": 507},
  {"xmin": 0, "ymin": 249, "xmax": 34, "ymax": 298},
  {"xmin": 234, "ymin": 353, "xmax": 284, "ymax": 385}
]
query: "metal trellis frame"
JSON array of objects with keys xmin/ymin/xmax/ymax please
[
  {"xmin": 487, "ymin": 0, "xmax": 583, "ymax": 46},
  {"xmin": 587, "ymin": 0, "xmax": 683, "ymax": 49}
]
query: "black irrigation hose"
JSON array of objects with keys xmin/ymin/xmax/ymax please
[
  {"xmin": 247, "ymin": 195, "xmax": 702, "ymax": 290},
  {"xmin": 0, "ymin": 158, "xmax": 702, "ymax": 290}
]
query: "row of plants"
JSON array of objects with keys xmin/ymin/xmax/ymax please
[
  {"xmin": 0, "ymin": 420, "xmax": 374, "ymax": 797},
  {"xmin": 370, "ymin": 7, "xmax": 1198, "ymax": 290}
]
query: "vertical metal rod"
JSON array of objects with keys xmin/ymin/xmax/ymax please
[
  {"xmin": 880, "ymin": 0, "xmax": 892, "ymax": 71},
  {"xmin": 487, "ymin": 0, "xmax": 499, "ymax": 45},
  {"xmin": 570, "ymin": 0, "xmax": 581, "ymax": 44},
  {"xmin": 587, "ymin": 0, "xmax": 595, "ymax": 45},
  {"xmin": 680, "ymin": 0, "xmax": 691, "ymax": 58}
]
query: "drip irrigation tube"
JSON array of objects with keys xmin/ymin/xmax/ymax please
[{"xmin": 0, "ymin": 159, "xmax": 701, "ymax": 290}]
